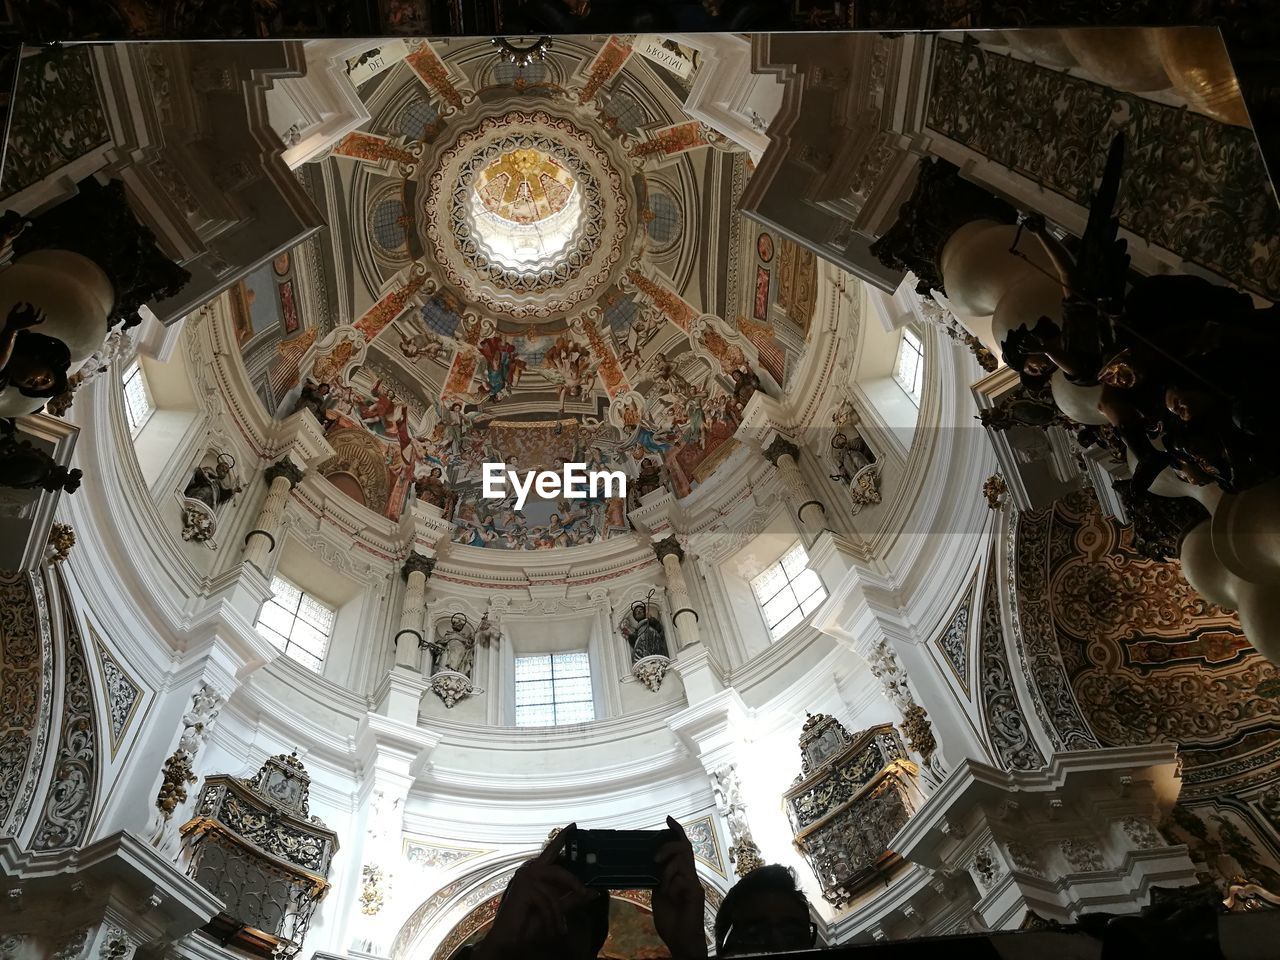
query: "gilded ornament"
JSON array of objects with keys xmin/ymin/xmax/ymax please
[{"xmin": 47, "ymin": 522, "xmax": 75, "ymax": 563}]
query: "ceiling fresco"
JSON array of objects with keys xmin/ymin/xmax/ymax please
[
  {"xmin": 257, "ymin": 37, "xmax": 816, "ymax": 549},
  {"xmin": 1012, "ymin": 492, "xmax": 1280, "ymax": 886}
]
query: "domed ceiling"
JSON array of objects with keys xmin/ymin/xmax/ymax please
[{"xmin": 255, "ymin": 37, "xmax": 815, "ymax": 551}]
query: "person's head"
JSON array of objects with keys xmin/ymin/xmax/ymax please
[
  {"xmin": 631, "ymin": 601, "xmax": 647, "ymax": 620},
  {"xmin": 715, "ymin": 865, "xmax": 815, "ymax": 957},
  {"xmin": 8, "ymin": 332, "xmax": 70, "ymax": 398},
  {"xmin": 431, "ymin": 467, "xmax": 442, "ymax": 478},
  {"xmin": 451, "ymin": 613, "xmax": 467, "ymax": 630},
  {"xmin": 831, "ymin": 433, "xmax": 847, "ymax": 450}
]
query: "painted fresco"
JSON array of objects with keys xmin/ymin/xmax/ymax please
[
  {"xmin": 290, "ymin": 291, "xmax": 765, "ymax": 542},
  {"xmin": 230, "ymin": 262, "xmax": 286, "ymax": 345},
  {"xmin": 1010, "ymin": 491, "xmax": 1280, "ymax": 892}
]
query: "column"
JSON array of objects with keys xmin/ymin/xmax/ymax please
[
  {"xmin": 655, "ymin": 536, "xmax": 700, "ymax": 651},
  {"xmin": 764, "ymin": 433, "xmax": 828, "ymax": 539},
  {"xmin": 394, "ymin": 553, "xmax": 434, "ymax": 668},
  {"xmin": 243, "ymin": 457, "xmax": 304, "ymax": 571}
]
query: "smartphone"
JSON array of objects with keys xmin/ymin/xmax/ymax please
[{"xmin": 560, "ymin": 828, "xmax": 669, "ymax": 889}]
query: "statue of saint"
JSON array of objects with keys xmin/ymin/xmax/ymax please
[
  {"xmin": 435, "ymin": 613, "xmax": 476, "ymax": 678},
  {"xmin": 183, "ymin": 454, "xmax": 240, "ymax": 512},
  {"xmin": 0, "ymin": 302, "xmax": 70, "ymax": 400},
  {"xmin": 620, "ymin": 600, "xmax": 668, "ymax": 661},
  {"xmin": 829, "ymin": 432, "xmax": 872, "ymax": 483}
]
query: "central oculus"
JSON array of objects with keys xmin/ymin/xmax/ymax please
[
  {"xmin": 425, "ymin": 110, "xmax": 633, "ymax": 321},
  {"xmin": 469, "ymin": 147, "xmax": 583, "ymax": 270}
]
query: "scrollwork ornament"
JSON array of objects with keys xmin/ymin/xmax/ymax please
[
  {"xmin": 359, "ymin": 863, "xmax": 385, "ymax": 916},
  {"xmin": 631, "ymin": 655, "xmax": 670, "ymax": 692},
  {"xmin": 31, "ymin": 579, "xmax": 97, "ymax": 851}
]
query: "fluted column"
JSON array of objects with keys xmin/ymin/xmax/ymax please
[
  {"xmin": 395, "ymin": 553, "xmax": 435, "ymax": 668},
  {"xmin": 764, "ymin": 434, "xmax": 827, "ymax": 537},
  {"xmin": 243, "ymin": 458, "xmax": 304, "ymax": 570},
  {"xmin": 655, "ymin": 536, "xmax": 700, "ymax": 651}
]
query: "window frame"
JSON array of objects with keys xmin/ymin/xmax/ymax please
[
  {"xmin": 254, "ymin": 575, "xmax": 336, "ymax": 673},
  {"xmin": 892, "ymin": 327, "xmax": 925, "ymax": 406},
  {"xmin": 749, "ymin": 542, "xmax": 828, "ymax": 641},
  {"xmin": 122, "ymin": 360, "xmax": 155, "ymax": 437},
  {"xmin": 513, "ymin": 650, "xmax": 595, "ymax": 727}
]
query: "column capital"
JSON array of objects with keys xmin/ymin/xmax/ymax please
[
  {"xmin": 763, "ymin": 433, "xmax": 801, "ymax": 466},
  {"xmin": 401, "ymin": 552, "xmax": 436, "ymax": 582},
  {"xmin": 653, "ymin": 535, "xmax": 685, "ymax": 564},
  {"xmin": 263, "ymin": 457, "xmax": 305, "ymax": 489}
]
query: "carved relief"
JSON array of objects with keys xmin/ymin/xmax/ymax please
[
  {"xmin": 149, "ymin": 682, "xmax": 223, "ymax": 849},
  {"xmin": 0, "ymin": 572, "xmax": 49, "ymax": 834},
  {"xmin": 935, "ymin": 577, "xmax": 975, "ymax": 695},
  {"xmin": 979, "ymin": 546, "xmax": 1047, "ymax": 771},
  {"xmin": 90, "ymin": 627, "xmax": 143, "ymax": 758},
  {"xmin": 31, "ymin": 575, "xmax": 98, "ymax": 851}
]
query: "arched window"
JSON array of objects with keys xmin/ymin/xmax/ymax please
[
  {"xmin": 514, "ymin": 651, "xmax": 595, "ymax": 726},
  {"xmin": 602, "ymin": 91, "xmax": 646, "ymax": 133},
  {"xmin": 371, "ymin": 197, "xmax": 409, "ymax": 255},
  {"xmin": 122, "ymin": 361, "xmax": 155, "ymax": 436},
  {"xmin": 396, "ymin": 99, "xmax": 439, "ymax": 141},
  {"xmin": 750, "ymin": 542, "xmax": 827, "ymax": 641},
  {"xmin": 893, "ymin": 328, "xmax": 925, "ymax": 405},
  {"xmin": 646, "ymin": 191, "xmax": 681, "ymax": 248},
  {"xmin": 255, "ymin": 575, "xmax": 336, "ymax": 672},
  {"xmin": 493, "ymin": 61, "xmax": 547, "ymax": 86}
]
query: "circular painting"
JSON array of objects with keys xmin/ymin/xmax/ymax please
[
  {"xmin": 756, "ymin": 232, "xmax": 774, "ymax": 264},
  {"xmin": 272, "ymin": 252, "xmax": 291, "ymax": 276}
]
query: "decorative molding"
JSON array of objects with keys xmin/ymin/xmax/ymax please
[
  {"xmin": 31, "ymin": 573, "xmax": 98, "ymax": 851},
  {"xmin": 934, "ymin": 571, "xmax": 976, "ymax": 697},
  {"xmin": 979, "ymin": 543, "xmax": 1047, "ymax": 771},
  {"xmin": 89, "ymin": 626, "xmax": 144, "ymax": 759}
]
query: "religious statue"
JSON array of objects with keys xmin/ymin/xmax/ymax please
[
  {"xmin": 0, "ymin": 301, "xmax": 70, "ymax": 402},
  {"xmin": 296, "ymin": 379, "xmax": 337, "ymax": 425},
  {"xmin": 995, "ymin": 134, "xmax": 1280, "ymax": 495},
  {"xmin": 829, "ymin": 432, "xmax": 873, "ymax": 483},
  {"xmin": 620, "ymin": 599, "xmax": 668, "ymax": 662},
  {"xmin": 434, "ymin": 613, "xmax": 476, "ymax": 678},
  {"xmin": 183, "ymin": 453, "xmax": 240, "ymax": 513},
  {"xmin": 474, "ymin": 612, "xmax": 501, "ymax": 649}
]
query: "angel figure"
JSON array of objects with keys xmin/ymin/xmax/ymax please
[
  {"xmin": 474, "ymin": 612, "xmax": 501, "ymax": 648},
  {"xmin": 543, "ymin": 335, "xmax": 601, "ymax": 414}
]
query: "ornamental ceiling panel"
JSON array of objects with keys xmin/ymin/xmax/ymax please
[{"xmin": 241, "ymin": 37, "xmax": 811, "ymax": 552}]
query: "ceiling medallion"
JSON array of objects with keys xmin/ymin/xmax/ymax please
[{"xmin": 424, "ymin": 110, "xmax": 632, "ymax": 321}]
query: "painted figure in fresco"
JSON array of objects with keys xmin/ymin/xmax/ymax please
[
  {"xmin": 621, "ymin": 600, "xmax": 668, "ymax": 662},
  {"xmin": 730, "ymin": 367, "xmax": 761, "ymax": 412},
  {"xmin": 414, "ymin": 465, "xmax": 450, "ymax": 509},
  {"xmin": 543, "ymin": 335, "xmax": 601, "ymax": 413},
  {"xmin": 477, "ymin": 335, "xmax": 527, "ymax": 402},
  {"xmin": 635, "ymin": 457, "xmax": 665, "ymax": 498},
  {"xmin": 296, "ymin": 379, "xmax": 338, "ymax": 426},
  {"xmin": 399, "ymin": 329, "xmax": 451, "ymax": 363},
  {"xmin": 0, "ymin": 302, "xmax": 70, "ymax": 400},
  {"xmin": 435, "ymin": 613, "xmax": 476, "ymax": 677}
]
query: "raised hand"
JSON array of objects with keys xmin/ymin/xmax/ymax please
[
  {"xmin": 472, "ymin": 824, "xmax": 600, "ymax": 960},
  {"xmin": 652, "ymin": 816, "xmax": 708, "ymax": 960}
]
